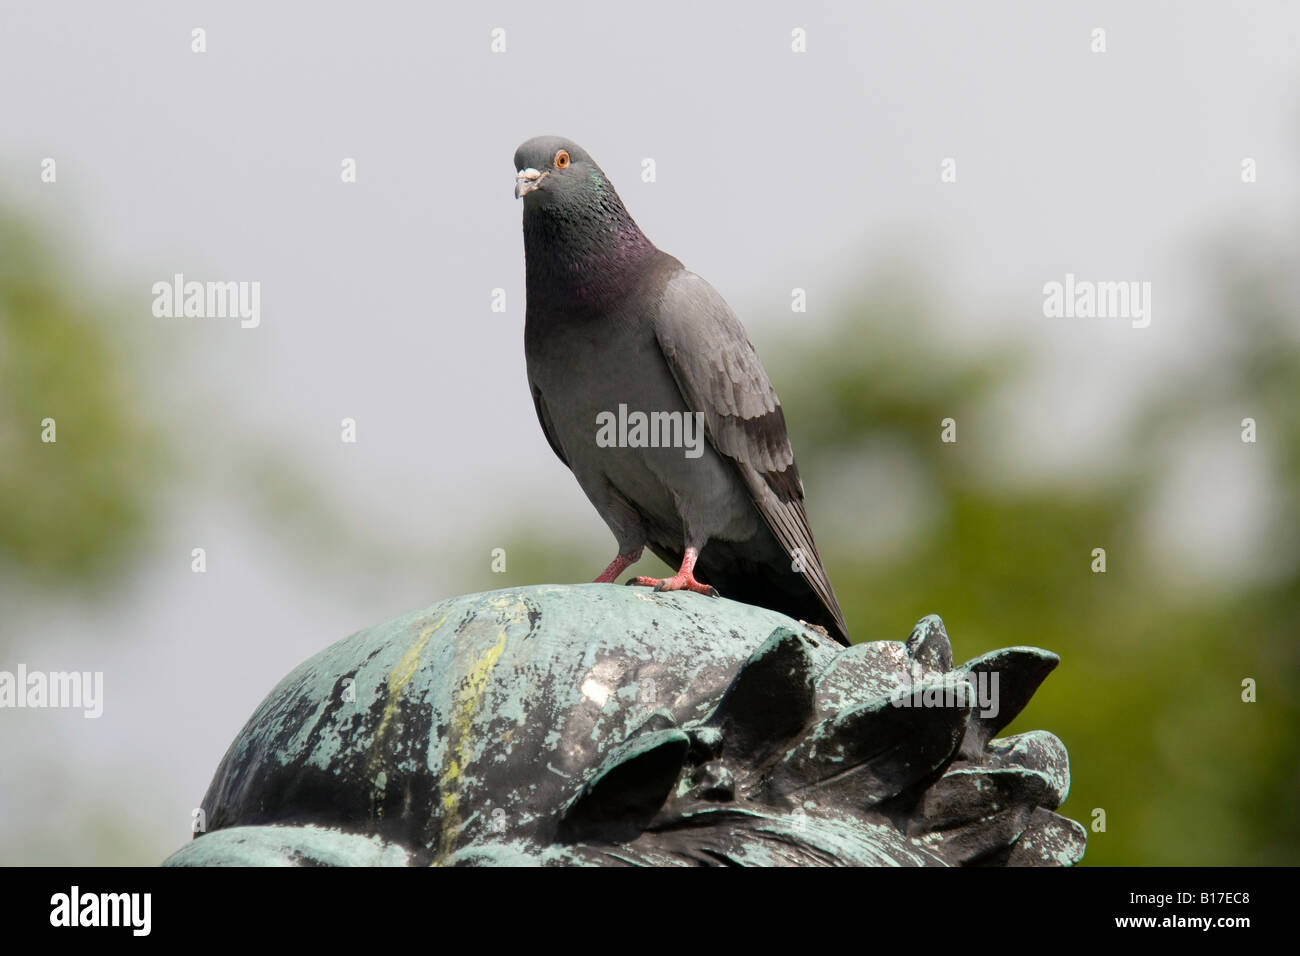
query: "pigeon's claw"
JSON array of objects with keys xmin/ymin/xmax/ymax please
[
  {"xmin": 658, "ymin": 574, "xmax": 719, "ymax": 597},
  {"xmin": 626, "ymin": 573, "xmax": 718, "ymax": 597},
  {"xmin": 626, "ymin": 547, "xmax": 717, "ymax": 596}
]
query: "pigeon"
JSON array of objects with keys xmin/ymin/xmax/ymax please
[{"xmin": 514, "ymin": 135, "xmax": 851, "ymax": 646}]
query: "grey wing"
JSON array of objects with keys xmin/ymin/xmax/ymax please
[
  {"xmin": 653, "ymin": 270, "xmax": 848, "ymax": 637},
  {"xmin": 531, "ymin": 385, "xmax": 569, "ymax": 468}
]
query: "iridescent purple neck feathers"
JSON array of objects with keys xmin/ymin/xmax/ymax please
[{"xmin": 522, "ymin": 187, "xmax": 660, "ymax": 313}]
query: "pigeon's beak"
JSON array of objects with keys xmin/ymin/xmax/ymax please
[{"xmin": 515, "ymin": 168, "xmax": 547, "ymax": 199}]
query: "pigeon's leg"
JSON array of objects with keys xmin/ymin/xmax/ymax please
[
  {"xmin": 594, "ymin": 547, "xmax": 643, "ymax": 584},
  {"xmin": 627, "ymin": 547, "xmax": 719, "ymax": 597}
]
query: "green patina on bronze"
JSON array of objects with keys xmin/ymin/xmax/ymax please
[{"xmin": 166, "ymin": 584, "xmax": 1086, "ymax": 867}]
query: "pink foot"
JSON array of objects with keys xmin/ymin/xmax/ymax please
[
  {"xmin": 624, "ymin": 547, "xmax": 718, "ymax": 597},
  {"xmin": 627, "ymin": 573, "xmax": 719, "ymax": 597}
]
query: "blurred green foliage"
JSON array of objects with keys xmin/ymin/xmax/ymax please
[{"xmin": 0, "ymin": 210, "xmax": 163, "ymax": 592}]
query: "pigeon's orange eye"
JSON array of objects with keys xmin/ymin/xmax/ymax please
[{"xmin": 554, "ymin": 150, "xmax": 570, "ymax": 169}]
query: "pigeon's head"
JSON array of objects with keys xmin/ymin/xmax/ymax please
[{"xmin": 513, "ymin": 136, "xmax": 606, "ymax": 206}]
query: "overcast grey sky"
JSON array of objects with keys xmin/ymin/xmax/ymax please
[{"xmin": 1, "ymin": 1, "xmax": 1297, "ymax": 862}]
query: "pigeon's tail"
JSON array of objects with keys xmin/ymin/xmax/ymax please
[{"xmin": 658, "ymin": 539, "xmax": 852, "ymax": 647}]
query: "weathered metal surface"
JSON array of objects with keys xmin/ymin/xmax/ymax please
[{"xmin": 164, "ymin": 584, "xmax": 1086, "ymax": 866}]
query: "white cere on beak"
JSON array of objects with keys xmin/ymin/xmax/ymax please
[{"xmin": 514, "ymin": 167, "xmax": 547, "ymax": 199}]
